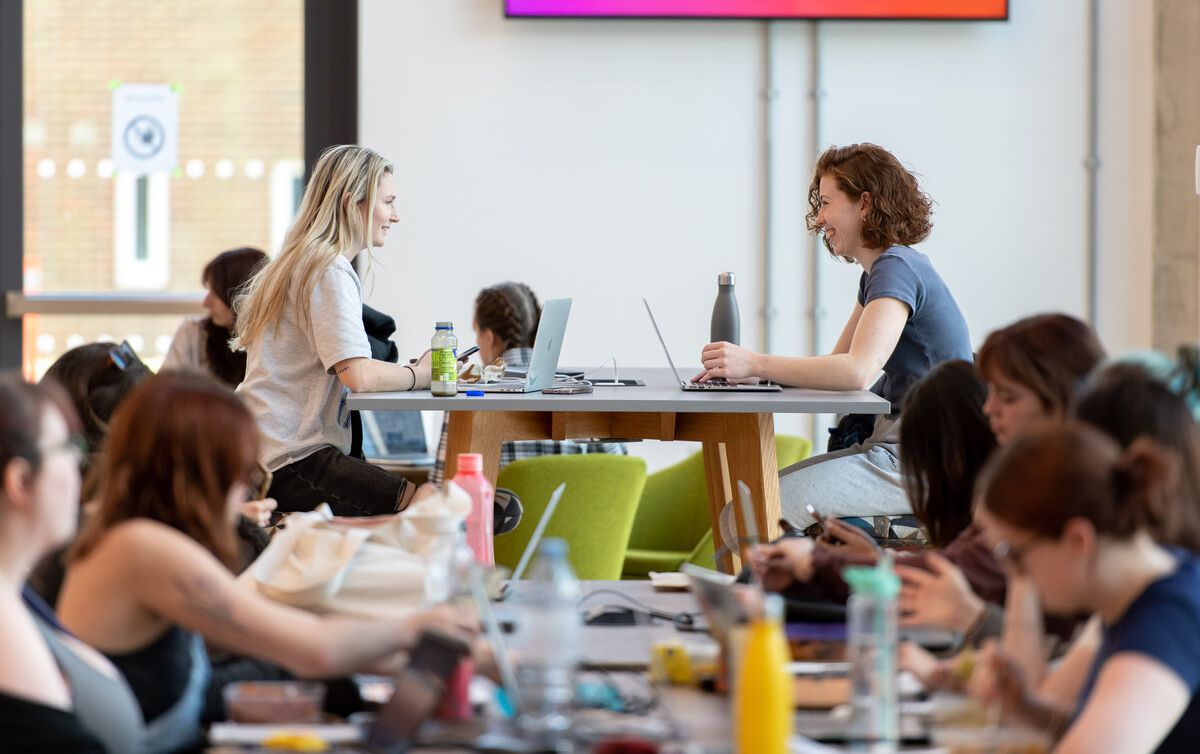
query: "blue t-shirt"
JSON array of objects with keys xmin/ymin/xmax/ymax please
[
  {"xmin": 1075, "ymin": 550, "xmax": 1200, "ymax": 754},
  {"xmin": 856, "ymin": 245, "xmax": 972, "ymax": 408}
]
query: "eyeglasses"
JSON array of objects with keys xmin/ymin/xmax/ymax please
[
  {"xmin": 108, "ymin": 340, "xmax": 139, "ymax": 370},
  {"xmin": 992, "ymin": 536, "xmax": 1046, "ymax": 572}
]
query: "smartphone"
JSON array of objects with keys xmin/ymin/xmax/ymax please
[{"xmin": 456, "ymin": 345, "xmax": 479, "ymax": 363}]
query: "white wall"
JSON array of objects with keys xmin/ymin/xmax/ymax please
[{"xmin": 360, "ymin": 0, "xmax": 1154, "ymax": 466}]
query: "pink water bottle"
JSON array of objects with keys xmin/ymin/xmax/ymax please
[{"xmin": 452, "ymin": 453, "xmax": 494, "ymax": 565}]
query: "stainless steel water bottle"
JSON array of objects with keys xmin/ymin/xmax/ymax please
[{"xmin": 710, "ymin": 272, "xmax": 740, "ymax": 345}]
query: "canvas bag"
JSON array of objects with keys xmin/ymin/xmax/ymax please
[{"xmin": 242, "ymin": 484, "xmax": 471, "ymax": 620}]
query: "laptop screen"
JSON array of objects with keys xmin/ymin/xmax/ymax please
[{"xmin": 524, "ymin": 298, "xmax": 572, "ymax": 392}]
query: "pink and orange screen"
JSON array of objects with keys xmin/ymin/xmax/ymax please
[{"xmin": 506, "ymin": 1, "xmax": 1007, "ymax": 19}]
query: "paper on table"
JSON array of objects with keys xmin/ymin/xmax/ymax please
[{"xmin": 208, "ymin": 722, "xmax": 364, "ymax": 745}]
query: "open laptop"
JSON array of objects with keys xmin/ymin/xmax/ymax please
[
  {"xmin": 458, "ymin": 298, "xmax": 572, "ymax": 393},
  {"xmin": 494, "ymin": 482, "xmax": 567, "ymax": 600},
  {"xmin": 642, "ymin": 298, "xmax": 782, "ymax": 393},
  {"xmin": 360, "ymin": 411, "xmax": 435, "ymax": 467}
]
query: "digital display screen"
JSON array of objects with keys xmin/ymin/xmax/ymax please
[{"xmin": 506, "ymin": 1, "xmax": 1008, "ymax": 20}]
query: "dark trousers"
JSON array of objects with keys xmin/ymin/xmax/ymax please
[{"xmin": 268, "ymin": 445, "xmax": 408, "ymax": 517}]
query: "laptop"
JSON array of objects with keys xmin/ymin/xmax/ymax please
[
  {"xmin": 458, "ymin": 298, "xmax": 572, "ymax": 393},
  {"xmin": 360, "ymin": 411, "xmax": 434, "ymax": 467},
  {"xmin": 494, "ymin": 482, "xmax": 567, "ymax": 600},
  {"xmin": 642, "ymin": 298, "xmax": 783, "ymax": 393}
]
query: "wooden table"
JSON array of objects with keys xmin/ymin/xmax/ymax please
[{"xmin": 348, "ymin": 369, "xmax": 889, "ymax": 571}]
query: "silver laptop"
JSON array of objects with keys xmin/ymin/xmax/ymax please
[
  {"xmin": 458, "ymin": 298, "xmax": 572, "ymax": 393},
  {"xmin": 643, "ymin": 298, "xmax": 782, "ymax": 392},
  {"xmin": 494, "ymin": 482, "xmax": 567, "ymax": 600}
]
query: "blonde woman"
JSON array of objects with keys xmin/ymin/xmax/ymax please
[{"xmin": 234, "ymin": 145, "xmax": 428, "ymax": 516}]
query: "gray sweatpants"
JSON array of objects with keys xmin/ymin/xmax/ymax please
[{"xmin": 718, "ymin": 415, "xmax": 908, "ymax": 546}]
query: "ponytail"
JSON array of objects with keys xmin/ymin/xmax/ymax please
[
  {"xmin": 979, "ymin": 423, "xmax": 1183, "ymax": 542},
  {"xmin": 1111, "ymin": 437, "xmax": 1178, "ymax": 535}
]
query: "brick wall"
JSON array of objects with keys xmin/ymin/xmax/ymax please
[{"xmin": 22, "ymin": 0, "xmax": 303, "ymax": 375}]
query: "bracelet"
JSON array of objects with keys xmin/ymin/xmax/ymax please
[{"xmin": 403, "ymin": 364, "xmax": 416, "ymax": 391}]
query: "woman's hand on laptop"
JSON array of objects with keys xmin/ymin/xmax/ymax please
[{"xmin": 699, "ymin": 341, "xmax": 765, "ymax": 382}]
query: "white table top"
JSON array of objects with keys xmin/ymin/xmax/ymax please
[{"xmin": 347, "ymin": 368, "xmax": 890, "ymax": 415}]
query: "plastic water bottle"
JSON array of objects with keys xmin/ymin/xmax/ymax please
[
  {"xmin": 843, "ymin": 554, "xmax": 900, "ymax": 750},
  {"xmin": 451, "ymin": 453, "xmax": 494, "ymax": 566},
  {"xmin": 431, "ymin": 321, "xmax": 458, "ymax": 397},
  {"xmin": 431, "ymin": 523, "xmax": 476, "ymax": 721},
  {"xmin": 710, "ymin": 272, "xmax": 740, "ymax": 346},
  {"xmin": 734, "ymin": 593, "xmax": 793, "ymax": 753},
  {"xmin": 514, "ymin": 538, "xmax": 582, "ymax": 741}
]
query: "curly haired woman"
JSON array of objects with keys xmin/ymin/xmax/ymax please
[{"xmin": 709, "ymin": 143, "xmax": 972, "ymax": 540}]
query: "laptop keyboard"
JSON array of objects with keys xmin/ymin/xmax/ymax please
[{"xmin": 688, "ymin": 378, "xmax": 730, "ymax": 388}]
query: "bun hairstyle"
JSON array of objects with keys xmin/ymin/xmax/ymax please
[
  {"xmin": 474, "ymin": 283, "xmax": 541, "ymax": 352},
  {"xmin": 1075, "ymin": 362, "xmax": 1200, "ymax": 549},
  {"xmin": 978, "ymin": 422, "xmax": 1180, "ymax": 542},
  {"xmin": 976, "ymin": 313, "xmax": 1106, "ymax": 414}
]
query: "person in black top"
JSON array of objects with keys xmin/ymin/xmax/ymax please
[{"xmin": 0, "ymin": 374, "xmax": 143, "ymax": 753}]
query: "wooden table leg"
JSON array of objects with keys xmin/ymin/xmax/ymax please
[
  {"xmin": 723, "ymin": 413, "xmax": 781, "ymax": 557},
  {"xmin": 444, "ymin": 411, "xmax": 504, "ymax": 486},
  {"xmin": 701, "ymin": 441, "xmax": 735, "ymax": 572},
  {"xmin": 689, "ymin": 413, "xmax": 781, "ymax": 573},
  {"xmin": 443, "ymin": 411, "xmax": 552, "ymax": 487}
]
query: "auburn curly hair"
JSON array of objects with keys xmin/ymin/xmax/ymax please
[{"xmin": 806, "ymin": 143, "xmax": 933, "ymax": 261}]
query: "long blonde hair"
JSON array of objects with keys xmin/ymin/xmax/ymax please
[{"xmin": 233, "ymin": 145, "xmax": 392, "ymax": 348}]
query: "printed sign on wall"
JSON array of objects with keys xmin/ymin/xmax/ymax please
[{"xmin": 111, "ymin": 83, "xmax": 179, "ymax": 174}]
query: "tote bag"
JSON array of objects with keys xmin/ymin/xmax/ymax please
[{"xmin": 242, "ymin": 484, "xmax": 470, "ymax": 620}]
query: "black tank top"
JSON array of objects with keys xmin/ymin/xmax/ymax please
[
  {"xmin": 0, "ymin": 690, "xmax": 108, "ymax": 753},
  {"xmin": 104, "ymin": 625, "xmax": 194, "ymax": 723}
]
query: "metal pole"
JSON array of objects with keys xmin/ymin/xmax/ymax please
[
  {"xmin": 808, "ymin": 21, "xmax": 825, "ymax": 356},
  {"xmin": 762, "ymin": 21, "xmax": 778, "ymax": 354},
  {"xmin": 1084, "ymin": 0, "xmax": 1101, "ymax": 326}
]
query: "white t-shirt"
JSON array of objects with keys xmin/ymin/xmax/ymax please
[
  {"xmin": 162, "ymin": 316, "xmax": 207, "ymax": 372},
  {"xmin": 236, "ymin": 255, "xmax": 371, "ymax": 470}
]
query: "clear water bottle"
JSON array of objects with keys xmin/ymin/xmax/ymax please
[
  {"xmin": 433, "ymin": 523, "xmax": 476, "ymax": 721},
  {"xmin": 843, "ymin": 554, "xmax": 900, "ymax": 751},
  {"xmin": 710, "ymin": 272, "xmax": 740, "ymax": 345},
  {"xmin": 514, "ymin": 538, "xmax": 582, "ymax": 741},
  {"xmin": 431, "ymin": 321, "xmax": 458, "ymax": 397}
]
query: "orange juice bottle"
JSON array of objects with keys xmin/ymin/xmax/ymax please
[{"xmin": 734, "ymin": 593, "xmax": 792, "ymax": 753}]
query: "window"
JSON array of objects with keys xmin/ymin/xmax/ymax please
[{"xmin": 18, "ymin": 0, "xmax": 305, "ymax": 376}]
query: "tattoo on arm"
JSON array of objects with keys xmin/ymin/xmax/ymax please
[
  {"xmin": 336, "ymin": 364, "xmax": 351, "ymax": 375},
  {"xmin": 173, "ymin": 573, "xmax": 245, "ymax": 633}
]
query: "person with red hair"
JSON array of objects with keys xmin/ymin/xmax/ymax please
[{"xmin": 57, "ymin": 373, "xmax": 475, "ymax": 754}]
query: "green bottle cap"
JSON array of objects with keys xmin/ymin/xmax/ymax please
[{"xmin": 841, "ymin": 552, "xmax": 900, "ymax": 598}]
